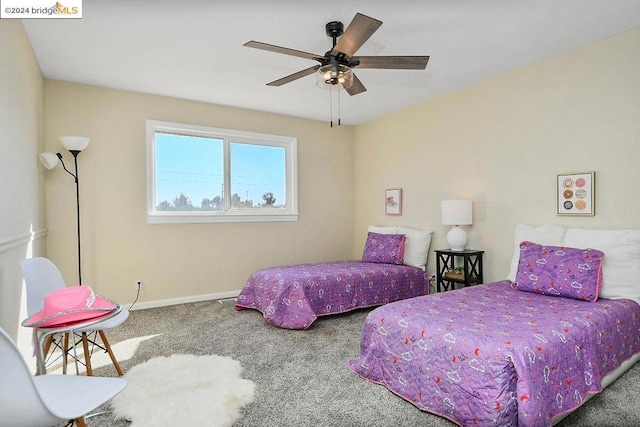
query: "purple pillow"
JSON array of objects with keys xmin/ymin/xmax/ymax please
[
  {"xmin": 362, "ymin": 232, "xmax": 405, "ymax": 265},
  {"xmin": 514, "ymin": 241, "xmax": 604, "ymax": 302}
]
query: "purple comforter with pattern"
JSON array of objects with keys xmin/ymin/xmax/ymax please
[
  {"xmin": 348, "ymin": 281, "xmax": 640, "ymax": 426},
  {"xmin": 235, "ymin": 261, "xmax": 428, "ymax": 329}
]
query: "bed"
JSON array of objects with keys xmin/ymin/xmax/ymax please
[
  {"xmin": 235, "ymin": 226, "xmax": 433, "ymax": 329},
  {"xmin": 348, "ymin": 225, "xmax": 640, "ymax": 426}
]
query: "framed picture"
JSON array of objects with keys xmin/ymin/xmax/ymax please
[
  {"xmin": 557, "ymin": 172, "xmax": 595, "ymax": 216},
  {"xmin": 385, "ymin": 188, "xmax": 402, "ymax": 216}
]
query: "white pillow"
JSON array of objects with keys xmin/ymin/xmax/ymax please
[
  {"xmin": 367, "ymin": 225, "xmax": 399, "ymax": 235},
  {"xmin": 506, "ymin": 224, "xmax": 567, "ymax": 282},
  {"xmin": 562, "ymin": 228, "xmax": 640, "ymax": 304},
  {"xmin": 397, "ymin": 227, "xmax": 433, "ymax": 270}
]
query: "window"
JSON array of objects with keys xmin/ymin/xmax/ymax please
[{"xmin": 146, "ymin": 120, "xmax": 297, "ymax": 223}]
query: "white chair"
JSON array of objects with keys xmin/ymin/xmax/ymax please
[
  {"xmin": 0, "ymin": 326, "xmax": 127, "ymax": 427},
  {"xmin": 20, "ymin": 257, "xmax": 130, "ymax": 376}
]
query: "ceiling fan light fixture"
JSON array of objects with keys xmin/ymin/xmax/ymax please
[{"xmin": 316, "ymin": 64, "xmax": 353, "ymax": 89}]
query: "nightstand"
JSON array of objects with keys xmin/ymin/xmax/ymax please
[{"xmin": 435, "ymin": 249, "xmax": 484, "ymax": 292}]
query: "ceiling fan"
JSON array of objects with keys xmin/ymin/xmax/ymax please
[{"xmin": 244, "ymin": 12, "xmax": 430, "ymax": 96}]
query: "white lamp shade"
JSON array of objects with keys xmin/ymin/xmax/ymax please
[
  {"xmin": 39, "ymin": 152, "xmax": 59, "ymax": 170},
  {"xmin": 60, "ymin": 136, "xmax": 90, "ymax": 152},
  {"xmin": 441, "ymin": 200, "xmax": 473, "ymax": 225}
]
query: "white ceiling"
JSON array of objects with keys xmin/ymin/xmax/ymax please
[{"xmin": 22, "ymin": 0, "xmax": 640, "ymax": 125}]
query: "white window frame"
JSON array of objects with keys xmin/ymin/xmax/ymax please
[{"xmin": 146, "ymin": 120, "xmax": 298, "ymax": 224}]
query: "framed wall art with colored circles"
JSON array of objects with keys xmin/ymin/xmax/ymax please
[{"xmin": 556, "ymin": 172, "xmax": 595, "ymax": 216}]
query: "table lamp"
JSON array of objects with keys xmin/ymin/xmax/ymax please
[{"xmin": 441, "ymin": 200, "xmax": 473, "ymax": 251}]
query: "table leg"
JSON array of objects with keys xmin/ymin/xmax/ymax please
[{"xmin": 81, "ymin": 332, "xmax": 93, "ymax": 376}]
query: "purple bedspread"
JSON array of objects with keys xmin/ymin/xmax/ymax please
[
  {"xmin": 235, "ymin": 261, "xmax": 428, "ymax": 329},
  {"xmin": 348, "ymin": 281, "xmax": 640, "ymax": 426}
]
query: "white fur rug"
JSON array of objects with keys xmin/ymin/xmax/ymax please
[{"xmin": 110, "ymin": 354, "xmax": 255, "ymax": 427}]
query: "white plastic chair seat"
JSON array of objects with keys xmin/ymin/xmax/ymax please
[
  {"xmin": 34, "ymin": 374, "xmax": 127, "ymax": 421},
  {"xmin": 73, "ymin": 308, "xmax": 130, "ymax": 333},
  {"xmin": 0, "ymin": 326, "xmax": 126, "ymax": 427}
]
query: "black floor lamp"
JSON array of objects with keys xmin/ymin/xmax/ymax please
[{"xmin": 40, "ymin": 136, "xmax": 90, "ymax": 286}]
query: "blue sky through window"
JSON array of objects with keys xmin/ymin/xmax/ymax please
[
  {"xmin": 230, "ymin": 142, "xmax": 285, "ymax": 206},
  {"xmin": 155, "ymin": 133, "xmax": 286, "ymax": 208}
]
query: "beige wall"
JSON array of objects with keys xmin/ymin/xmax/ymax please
[
  {"xmin": 0, "ymin": 20, "xmax": 46, "ymax": 339},
  {"xmin": 43, "ymin": 82, "xmax": 354, "ymax": 306},
  {"xmin": 353, "ymin": 28, "xmax": 640, "ymax": 283}
]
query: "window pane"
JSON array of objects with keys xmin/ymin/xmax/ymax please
[
  {"xmin": 229, "ymin": 142, "xmax": 286, "ymax": 209},
  {"xmin": 147, "ymin": 119, "xmax": 297, "ymax": 223},
  {"xmin": 155, "ymin": 133, "xmax": 224, "ymax": 211}
]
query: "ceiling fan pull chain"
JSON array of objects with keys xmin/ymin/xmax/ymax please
[
  {"xmin": 329, "ymin": 87, "xmax": 333, "ymax": 127},
  {"xmin": 338, "ymin": 89, "xmax": 341, "ymax": 126}
]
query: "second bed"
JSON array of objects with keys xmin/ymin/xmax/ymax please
[
  {"xmin": 235, "ymin": 261, "xmax": 427, "ymax": 329},
  {"xmin": 236, "ymin": 226, "xmax": 432, "ymax": 329}
]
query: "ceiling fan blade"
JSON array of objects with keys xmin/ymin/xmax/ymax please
[
  {"xmin": 266, "ymin": 66, "xmax": 319, "ymax": 87},
  {"xmin": 331, "ymin": 13, "xmax": 382, "ymax": 58},
  {"xmin": 244, "ymin": 41, "xmax": 321, "ymax": 61},
  {"xmin": 345, "ymin": 74, "xmax": 367, "ymax": 96},
  {"xmin": 353, "ymin": 56, "xmax": 430, "ymax": 70}
]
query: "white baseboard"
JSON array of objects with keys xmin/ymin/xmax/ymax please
[{"xmin": 128, "ymin": 289, "xmax": 241, "ymax": 311}]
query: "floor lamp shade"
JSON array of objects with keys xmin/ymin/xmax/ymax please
[
  {"xmin": 39, "ymin": 153, "xmax": 60, "ymax": 170},
  {"xmin": 441, "ymin": 200, "xmax": 473, "ymax": 251},
  {"xmin": 60, "ymin": 136, "xmax": 90, "ymax": 152}
]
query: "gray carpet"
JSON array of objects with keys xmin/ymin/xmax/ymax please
[{"xmin": 86, "ymin": 300, "xmax": 640, "ymax": 426}]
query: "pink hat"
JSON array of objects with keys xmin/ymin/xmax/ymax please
[{"xmin": 22, "ymin": 286, "xmax": 117, "ymax": 328}]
